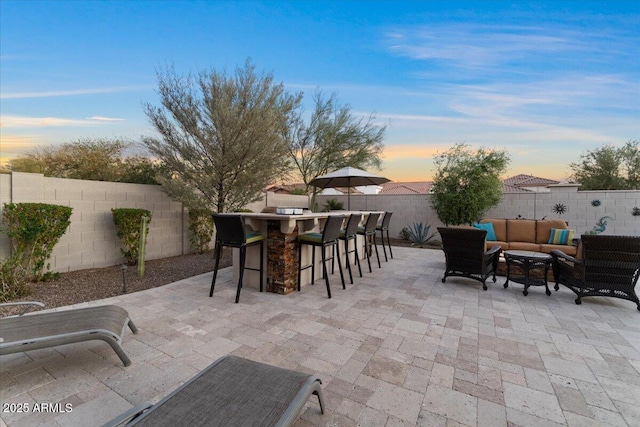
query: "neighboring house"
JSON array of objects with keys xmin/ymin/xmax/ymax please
[
  {"xmin": 264, "ymin": 183, "xmax": 308, "ymax": 194},
  {"xmin": 271, "ymin": 174, "xmax": 559, "ymax": 196},
  {"xmin": 379, "ymin": 181, "xmax": 432, "ymax": 195},
  {"xmin": 502, "ymin": 174, "xmax": 560, "ymax": 193}
]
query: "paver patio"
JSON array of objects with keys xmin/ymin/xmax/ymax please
[{"xmin": 1, "ymin": 246, "xmax": 639, "ymax": 427}]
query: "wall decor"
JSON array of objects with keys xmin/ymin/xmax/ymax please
[
  {"xmin": 587, "ymin": 216, "xmax": 614, "ymax": 234},
  {"xmin": 633, "ymin": 207, "xmax": 640, "ymax": 217},
  {"xmin": 591, "ymin": 199, "xmax": 601, "ymax": 207},
  {"xmin": 552, "ymin": 203, "xmax": 567, "ymax": 215}
]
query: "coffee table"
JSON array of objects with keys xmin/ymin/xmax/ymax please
[{"xmin": 503, "ymin": 250, "xmax": 553, "ymax": 296}]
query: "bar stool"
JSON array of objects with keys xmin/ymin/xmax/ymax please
[
  {"xmin": 377, "ymin": 212, "xmax": 394, "ymax": 261},
  {"xmin": 357, "ymin": 212, "xmax": 381, "ymax": 272},
  {"xmin": 297, "ymin": 215, "xmax": 345, "ymax": 299},
  {"xmin": 339, "ymin": 213, "xmax": 363, "ymax": 283},
  {"xmin": 210, "ymin": 214, "xmax": 264, "ymax": 303}
]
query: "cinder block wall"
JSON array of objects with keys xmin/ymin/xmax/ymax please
[
  {"xmin": 0, "ymin": 173, "xmax": 309, "ymax": 273},
  {"xmin": 317, "ymin": 185, "xmax": 640, "ymax": 239},
  {"xmin": 3, "ymin": 171, "xmax": 637, "ymax": 273},
  {"xmin": 1, "ymin": 172, "xmax": 187, "ymax": 272}
]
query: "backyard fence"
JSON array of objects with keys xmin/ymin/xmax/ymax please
[
  {"xmin": 317, "ymin": 184, "xmax": 640, "ymax": 240},
  {"xmin": 2, "ymin": 172, "xmax": 639, "ymax": 274},
  {"xmin": 0, "ymin": 172, "xmax": 308, "ymax": 273}
]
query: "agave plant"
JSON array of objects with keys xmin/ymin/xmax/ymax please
[{"xmin": 402, "ymin": 222, "xmax": 439, "ymax": 247}]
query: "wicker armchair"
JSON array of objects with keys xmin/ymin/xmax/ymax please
[
  {"xmin": 551, "ymin": 235, "xmax": 640, "ymax": 311},
  {"xmin": 437, "ymin": 227, "xmax": 502, "ymax": 290}
]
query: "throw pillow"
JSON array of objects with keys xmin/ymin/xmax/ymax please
[
  {"xmin": 473, "ymin": 222, "xmax": 497, "ymax": 241},
  {"xmin": 548, "ymin": 228, "xmax": 576, "ymax": 245}
]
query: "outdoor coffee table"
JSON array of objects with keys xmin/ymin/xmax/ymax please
[{"xmin": 503, "ymin": 250, "xmax": 553, "ymax": 296}]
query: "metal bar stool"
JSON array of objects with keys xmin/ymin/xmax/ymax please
[
  {"xmin": 357, "ymin": 212, "xmax": 381, "ymax": 272},
  {"xmin": 339, "ymin": 213, "xmax": 363, "ymax": 283},
  {"xmin": 377, "ymin": 212, "xmax": 394, "ymax": 261},
  {"xmin": 210, "ymin": 214, "xmax": 264, "ymax": 303},
  {"xmin": 297, "ymin": 215, "xmax": 346, "ymax": 299}
]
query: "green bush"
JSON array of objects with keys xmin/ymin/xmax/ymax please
[
  {"xmin": 2, "ymin": 202, "xmax": 72, "ymax": 281},
  {"xmin": 112, "ymin": 208, "xmax": 152, "ymax": 264},
  {"xmin": 323, "ymin": 198, "xmax": 344, "ymax": 211},
  {"xmin": 402, "ymin": 222, "xmax": 439, "ymax": 247},
  {"xmin": 188, "ymin": 209, "xmax": 214, "ymax": 254}
]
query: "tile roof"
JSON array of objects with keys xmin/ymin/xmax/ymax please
[
  {"xmin": 503, "ymin": 174, "xmax": 560, "ymax": 187},
  {"xmin": 379, "ymin": 181, "xmax": 432, "ymax": 194}
]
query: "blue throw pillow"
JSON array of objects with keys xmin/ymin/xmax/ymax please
[{"xmin": 473, "ymin": 222, "xmax": 497, "ymax": 241}]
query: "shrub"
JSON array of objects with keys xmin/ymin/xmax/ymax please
[
  {"xmin": 188, "ymin": 209, "xmax": 215, "ymax": 254},
  {"xmin": 0, "ymin": 256, "xmax": 30, "ymax": 302},
  {"xmin": 112, "ymin": 208, "xmax": 152, "ymax": 264},
  {"xmin": 323, "ymin": 198, "xmax": 344, "ymax": 211},
  {"xmin": 402, "ymin": 222, "xmax": 439, "ymax": 247},
  {"xmin": 2, "ymin": 202, "xmax": 73, "ymax": 282}
]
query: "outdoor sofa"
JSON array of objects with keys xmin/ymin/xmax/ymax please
[{"xmin": 477, "ymin": 218, "xmax": 578, "ymax": 256}]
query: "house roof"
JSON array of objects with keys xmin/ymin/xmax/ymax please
[
  {"xmin": 378, "ymin": 181, "xmax": 432, "ymax": 194},
  {"xmin": 503, "ymin": 174, "xmax": 560, "ymax": 188},
  {"xmin": 502, "ymin": 183, "xmax": 532, "ymax": 193}
]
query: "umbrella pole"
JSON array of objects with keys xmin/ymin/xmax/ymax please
[{"xmin": 348, "ymin": 178, "xmax": 351, "ymax": 210}]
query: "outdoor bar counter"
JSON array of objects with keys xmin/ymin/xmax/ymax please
[{"xmin": 221, "ymin": 211, "xmax": 374, "ymax": 295}]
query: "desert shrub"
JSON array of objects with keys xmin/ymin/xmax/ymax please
[
  {"xmin": 112, "ymin": 208, "xmax": 152, "ymax": 264},
  {"xmin": 2, "ymin": 202, "xmax": 72, "ymax": 282},
  {"xmin": 0, "ymin": 256, "xmax": 30, "ymax": 302},
  {"xmin": 188, "ymin": 209, "xmax": 214, "ymax": 254},
  {"xmin": 234, "ymin": 208, "xmax": 254, "ymax": 213},
  {"xmin": 323, "ymin": 198, "xmax": 344, "ymax": 211},
  {"xmin": 402, "ymin": 222, "xmax": 439, "ymax": 247}
]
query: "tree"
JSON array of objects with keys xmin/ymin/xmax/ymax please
[
  {"xmin": 143, "ymin": 61, "xmax": 300, "ymax": 212},
  {"xmin": 431, "ymin": 144, "xmax": 510, "ymax": 225},
  {"xmin": 285, "ymin": 92, "xmax": 385, "ymax": 198},
  {"xmin": 570, "ymin": 140, "xmax": 640, "ymax": 190},
  {"xmin": 8, "ymin": 138, "xmax": 159, "ymax": 184}
]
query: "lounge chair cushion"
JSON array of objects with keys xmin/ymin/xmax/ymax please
[
  {"xmin": 0, "ymin": 305, "xmax": 137, "ymax": 366},
  {"xmin": 112, "ymin": 355, "xmax": 324, "ymax": 427}
]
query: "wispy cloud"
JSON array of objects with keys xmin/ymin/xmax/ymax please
[
  {"xmin": 1, "ymin": 115, "xmax": 125, "ymax": 128},
  {"xmin": 87, "ymin": 116, "xmax": 125, "ymax": 122},
  {"xmin": 0, "ymin": 85, "xmax": 151, "ymax": 100}
]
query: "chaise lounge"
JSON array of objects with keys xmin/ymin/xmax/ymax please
[
  {"xmin": 0, "ymin": 302, "xmax": 138, "ymax": 366},
  {"xmin": 104, "ymin": 355, "xmax": 325, "ymax": 427}
]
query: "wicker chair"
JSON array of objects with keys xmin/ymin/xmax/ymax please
[
  {"xmin": 551, "ymin": 235, "xmax": 640, "ymax": 311},
  {"xmin": 437, "ymin": 227, "xmax": 502, "ymax": 290}
]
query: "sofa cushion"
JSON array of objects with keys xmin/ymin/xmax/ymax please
[
  {"xmin": 485, "ymin": 241, "xmax": 509, "ymax": 252},
  {"xmin": 508, "ymin": 242, "xmax": 541, "ymax": 252},
  {"xmin": 473, "ymin": 222, "xmax": 497, "ymax": 241},
  {"xmin": 536, "ymin": 219, "xmax": 568, "ymax": 244},
  {"xmin": 548, "ymin": 228, "xmax": 576, "ymax": 245},
  {"xmin": 480, "ymin": 219, "xmax": 506, "ymax": 242},
  {"xmin": 507, "ymin": 219, "xmax": 536, "ymax": 243},
  {"xmin": 540, "ymin": 243, "xmax": 578, "ymax": 256}
]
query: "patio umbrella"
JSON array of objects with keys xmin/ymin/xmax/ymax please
[{"xmin": 309, "ymin": 166, "xmax": 390, "ymax": 210}]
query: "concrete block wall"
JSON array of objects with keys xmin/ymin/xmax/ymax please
[
  {"xmin": 317, "ymin": 185, "xmax": 640, "ymax": 239},
  {"xmin": 0, "ymin": 172, "xmax": 188, "ymax": 272},
  {"xmin": 0, "ymin": 173, "xmax": 310, "ymax": 274}
]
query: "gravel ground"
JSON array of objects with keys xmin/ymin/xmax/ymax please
[
  {"xmin": 2, "ymin": 250, "xmax": 231, "ymax": 313},
  {"xmin": 3, "ymin": 238, "xmax": 425, "ymax": 314}
]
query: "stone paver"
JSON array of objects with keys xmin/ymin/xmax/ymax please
[{"xmin": 1, "ymin": 247, "xmax": 639, "ymax": 426}]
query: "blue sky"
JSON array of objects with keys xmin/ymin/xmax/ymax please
[{"xmin": 1, "ymin": 0, "xmax": 638, "ymax": 181}]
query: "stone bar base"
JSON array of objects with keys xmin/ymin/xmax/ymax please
[{"xmin": 266, "ymin": 221, "xmax": 299, "ymax": 294}]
